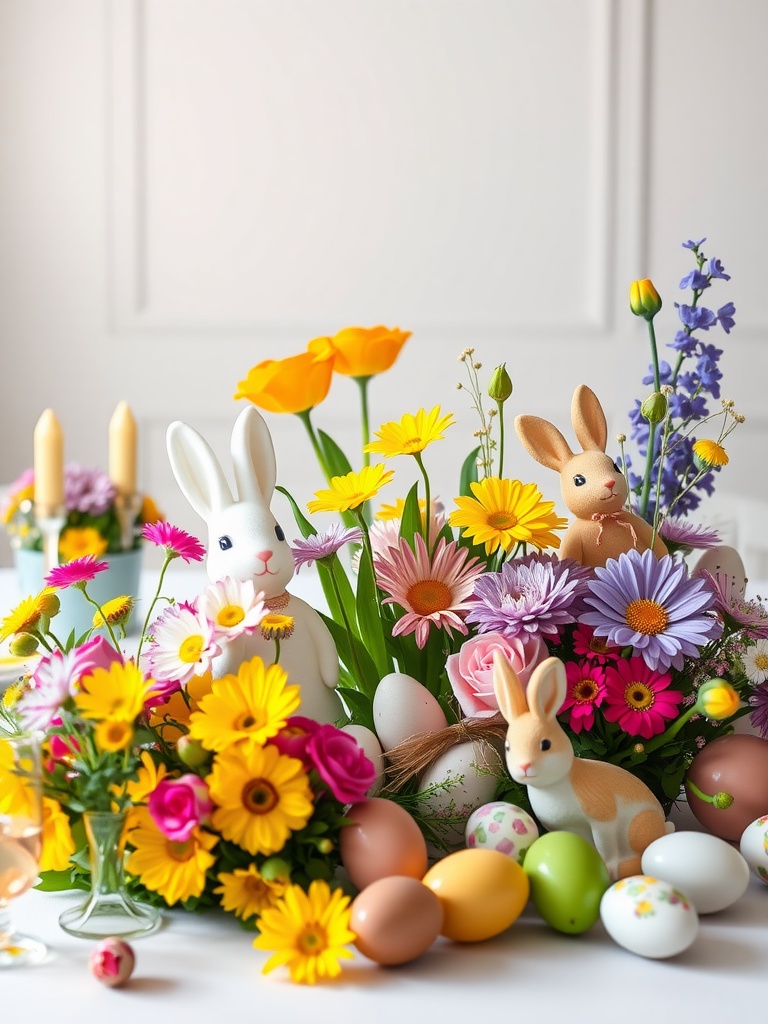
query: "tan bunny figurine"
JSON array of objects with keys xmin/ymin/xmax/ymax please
[
  {"xmin": 492, "ymin": 651, "xmax": 672, "ymax": 880},
  {"xmin": 515, "ymin": 384, "xmax": 668, "ymax": 568}
]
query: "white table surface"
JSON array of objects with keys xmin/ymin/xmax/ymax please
[{"xmin": 1, "ymin": 566, "xmax": 768, "ymax": 1021}]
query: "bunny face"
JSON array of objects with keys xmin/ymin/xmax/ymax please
[
  {"xmin": 561, "ymin": 451, "xmax": 628, "ymax": 519},
  {"xmin": 204, "ymin": 500, "xmax": 295, "ymax": 597}
]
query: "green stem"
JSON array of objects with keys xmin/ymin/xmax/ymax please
[
  {"xmin": 79, "ymin": 586, "xmax": 120, "ymax": 651},
  {"xmin": 685, "ymin": 777, "xmax": 734, "ymax": 808},
  {"xmin": 639, "ymin": 318, "xmax": 661, "ymax": 521},
  {"xmin": 641, "ymin": 704, "xmax": 697, "ymax": 755},
  {"xmin": 327, "ymin": 561, "xmax": 366, "ymax": 689},
  {"xmin": 355, "ymin": 377, "xmax": 372, "ymax": 467},
  {"xmin": 136, "ymin": 551, "xmax": 176, "ymax": 662},
  {"xmin": 296, "ymin": 409, "xmax": 332, "ymax": 484},
  {"xmin": 413, "ymin": 452, "xmax": 431, "ymax": 549},
  {"xmin": 496, "ymin": 400, "xmax": 505, "ymax": 478},
  {"xmin": 273, "ymin": 638, "xmax": 281, "ymax": 665}
]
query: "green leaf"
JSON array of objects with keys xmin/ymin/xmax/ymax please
[
  {"xmin": 317, "ymin": 430, "xmax": 353, "ymax": 478},
  {"xmin": 355, "ymin": 548, "xmax": 391, "ymax": 680},
  {"xmin": 459, "ymin": 446, "xmax": 481, "ymax": 496},
  {"xmin": 399, "ymin": 483, "xmax": 424, "ymax": 544},
  {"xmin": 320, "ymin": 613, "xmax": 379, "ymax": 695},
  {"xmin": 336, "ymin": 687, "xmax": 374, "ymax": 730},
  {"xmin": 315, "ymin": 559, "xmax": 359, "ymax": 639},
  {"xmin": 35, "ymin": 869, "xmax": 76, "ymax": 892},
  {"xmin": 275, "ymin": 485, "xmax": 317, "ymax": 540}
]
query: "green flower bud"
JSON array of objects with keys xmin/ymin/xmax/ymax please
[
  {"xmin": 9, "ymin": 633, "xmax": 40, "ymax": 657},
  {"xmin": 487, "ymin": 363, "xmax": 513, "ymax": 403},
  {"xmin": 316, "ymin": 838, "xmax": 334, "ymax": 855},
  {"xmin": 38, "ymin": 592, "xmax": 60, "ymax": 618},
  {"xmin": 176, "ymin": 735, "xmax": 211, "ymax": 769},
  {"xmin": 260, "ymin": 856, "xmax": 292, "ymax": 883},
  {"xmin": 713, "ymin": 791, "xmax": 734, "ymax": 810},
  {"xmin": 640, "ymin": 391, "xmax": 667, "ymax": 424},
  {"xmin": 630, "ymin": 278, "xmax": 662, "ymax": 321},
  {"xmin": 695, "ymin": 678, "xmax": 741, "ymax": 721}
]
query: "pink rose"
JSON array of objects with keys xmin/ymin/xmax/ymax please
[
  {"xmin": 148, "ymin": 774, "xmax": 213, "ymax": 841},
  {"xmin": 305, "ymin": 725, "xmax": 376, "ymax": 804},
  {"xmin": 445, "ymin": 631, "xmax": 548, "ymax": 718},
  {"xmin": 271, "ymin": 716, "xmax": 322, "ymax": 765}
]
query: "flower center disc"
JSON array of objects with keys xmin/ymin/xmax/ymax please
[
  {"xmin": 624, "ymin": 682, "xmax": 655, "ymax": 711},
  {"xmin": 298, "ymin": 925, "xmax": 327, "ymax": 954},
  {"xmin": 217, "ymin": 605, "xmax": 245, "ymax": 628},
  {"xmin": 408, "ymin": 579, "xmax": 452, "ymax": 615},
  {"xmin": 234, "ymin": 711, "xmax": 263, "ymax": 732},
  {"xmin": 487, "ymin": 511, "xmax": 518, "ymax": 530},
  {"xmin": 574, "ymin": 679, "xmax": 599, "ymax": 703},
  {"xmin": 624, "ymin": 598, "xmax": 669, "ymax": 635},
  {"xmin": 589, "ymin": 636, "xmax": 610, "ymax": 655},
  {"xmin": 179, "ymin": 634, "xmax": 205, "ymax": 663},
  {"xmin": 167, "ymin": 839, "xmax": 195, "ymax": 862},
  {"xmin": 755, "ymin": 654, "xmax": 768, "ymax": 671},
  {"xmin": 243, "ymin": 778, "xmax": 279, "ymax": 815}
]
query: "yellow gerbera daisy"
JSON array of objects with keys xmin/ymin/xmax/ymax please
[
  {"xmin": 92, "ymin": 595, "xmax": 134, "ymax": 630},
  {"xmin": 94, "ymin": 719, "xmax": 134, "ymax": 753},
  {"xmin": 0, "ymin": 739, "xmax": 38, "ymax": 820},
  {"xmin": 214, "ymin": 864, "xmax": 287, "ymax": 921},
  {"xmin": 188, "ymin": 656, "xmax": 301, "ymax": 753},
  {"xmin": 254, "ymin": 880, "xmax": 355, "ymax": 984},
  {"xmin": 125, "ymin": 807, "xmax": 218, "ymax": 906},
  {"xmin": 376, "ymin": 496, "xmax": 430, "ymax": 521},
  {"xmin": 449, "ymin": 477, "xmax": 567, "ymax": 554},
  {"xmin": 363, "ymin": 406, "xmax": 455, "ymax": 458},
  {"xmin": 208, "ymin": 744, "xmax": 313, "ymax": 856},
  {"xmin": 148, "ymin": 672, "xmax": 214, "ymax": 742},
  {"xmin": 40, "ymin": 796, "xmax": 75, "ymax": 872},
  {"xmin": 260, "ymin": 614, "xmax": 295, "ymax": 641},
  {"xmin": 124, "ymin": 750, "xmax": 169, "ymax": 806},
  {"xmin": 2, "ymin": 482, "xmax": 34, "ymax": 524},
  {"xmin": 692, "ymin": 438, "xmax": 729, "ymax": 468},
  {"xmin": 307, "ymin": 464, "xmax": 395, "ymax": 515},
  {"xmin": 74, "ymin": 661, "xmax": 153, "ymax": 722},
  {"xmin": 58, "ymin": 526, "xmax": 109, "ymax": 562},
  {"xmin": 0, "ymin": 591, "xmax": 49, "ymax": 643}
]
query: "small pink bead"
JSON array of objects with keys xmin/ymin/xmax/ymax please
[{"xmin": 89, "ymin": 937, "xmax": 135, "ymax": 987}]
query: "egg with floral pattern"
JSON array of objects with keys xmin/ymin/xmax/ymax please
[
  {"xmin": 600, "ymin": 875, "xmax": 699, "ymax": 959},
  {"xmin": 739, "ymin": 815, "xmax": 768, "ymax": 884},
  {"xmin": 464, "ymin": 801, "xmax": 539, "ymax": 863}
]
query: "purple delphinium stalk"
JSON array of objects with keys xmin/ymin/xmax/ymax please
[{"xmin": 64, "ymin": 464, "xmax": 116, "ymax": 516}]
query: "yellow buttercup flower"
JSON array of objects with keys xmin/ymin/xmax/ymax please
[
  {"xmin": 74, "ymin": 661, "xmax": 153, "ymax": 722},
  {"xmin": 364, "ymin": 407, "xmax": 455, "ymax": 458},
  {"xmin": 126, "ymin": 807, "xmax": 218, "ymax": 906},
  {"xmin": 307, "ymin": 464, "xmax": 395, "ymax": 515},
  {"xmin": 58, "ymin": 526, "xmax": 109, "ymax": 562},
  {"xmin": 254, "ymin": 880, "xmax": 355, "ymax": 984},
  {"xmin": 214, "ymin": 864, "xmax": 287, "ymax": 921},
  {"xmin": 449, "ymin": 477, "xmax": 567, "ymax": 554},
  {"xmin": 323, "ymin": 325, "xmax": 411, "ymax": 378},
  {"xmin": 40, "ymin": 797, "xmax": 75, "ymax": 873},
  {"xmin": 692, "ymin": 438, "xmax": 729, "ymax": 468},
  {"xmin": 234, "ymin": 345, "xmax": 334, "ymax": 414},
  {"xmin": 93, "ymin": 595, "xmax": 134, "ymax": 630},
  {"xmin": 94, "ymin": 719, "xmax": 134, "ymax": 753}
]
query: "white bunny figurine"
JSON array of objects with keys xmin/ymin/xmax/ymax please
[
  {"xmin": 166, "ymin": 406, "xmax": 342, "ymax": 725},
  {"xmin": 492, "ymin": 651, "xmax": 672, "ymax": 879}
]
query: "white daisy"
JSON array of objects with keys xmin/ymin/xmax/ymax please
[
  {"xmin": 743, "ymin": 639, "xmax": 768, "ymax": 684},
  {"xmin": 143, "ymin": 604, "xmax": 220, "ymax": 687},
  {"xmin": 197, "ymin": 576, "xmax": 267, "ymax": 641}
]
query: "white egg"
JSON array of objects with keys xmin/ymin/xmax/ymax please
[
  {"xmin": 692, "ymin": 544, "xmax": 747, "ymax": 595},
  {"xmin": 641, "ymin": 830, "xmax": 750, "ymax": 913},
  {"xmin": 600, "ymin": 875, "xmax": 699, "ymax": 959},
  {"xmin": 341, "ymin": 724, "xmax": 384, "ymax": 796},
  {"xmin": 417, "ymin": 739, "xmax": 501, "ymax": 852},
  {"xmin": 739, "ymin": 814, "xmax": 768, "ymax": 884},
  {"xmin": 372, "ymin": 672, "xmax": 448, "ymax": 752},
  {"xmin": 465, "ymin": 801, "xmax": 539, "ymax": 862}
]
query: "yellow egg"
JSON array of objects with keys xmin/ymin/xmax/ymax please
[{"xmin": 422, "ymin": 848, "xmax": 529, "ymax": 942}]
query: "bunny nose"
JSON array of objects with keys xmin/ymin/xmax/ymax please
[
  {"xmin": 256, "ymin": 549, "xmax": 273, "ymax": 563},
  {"xmin": 518, "ymin": 762, "xmax": 532, "ymax": 774},
  {"xmin": 604, "ymin": 479, "xmax": 615, "ymax": 491}
]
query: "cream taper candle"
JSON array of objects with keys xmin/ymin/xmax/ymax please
[
  {"xmin": 33, "ymin": 408, "xmax": 65, "ymax": 512},
  {"xmin": 109, "ymin": 401, "xmax": 137, "ymax": 497}
]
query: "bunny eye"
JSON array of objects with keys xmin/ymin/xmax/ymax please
[
  {"xmin": 612, "ymin": 460, "xmax": 621, "ymax": 473},
  {"xmin": 573, "ymin": 474, "xmax": 586, "ymax": 487},
  {"xmin": 540, "ymin": 739, "xmax": 552, "ymax": 751},
  {"xmin": 274, "ymin": 523, "xmax": 286, "ymax": 542},
  {"xmin": 218, "ymin": 535, "xmax": 233, "ymax": 551}
]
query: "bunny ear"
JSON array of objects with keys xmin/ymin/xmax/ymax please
[
  {"xmin": 571, "ymin": 384, "xmax": 607, "ymax": 452},
  {"xmin": 166, "ymin": 420, "xmax": 234, "ymax": 520},
  {"xmin": 492, "ymin": 650, "xmax": 529, "ymax": 722},
  {"xmin": 527, "ymin": 657, "xmax": 568, "ymax": 721},
  {"xmin": 231, "ymin": 405, "xmax": 277, "ymax": 505},
  {"xmin": 515, "ymin": 414, "xmax": 573, "ymax": 472}
]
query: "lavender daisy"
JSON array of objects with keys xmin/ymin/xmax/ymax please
[
  {"xmin": 291, "ymin": 525, "xmax": 363, "ymax": 572},
  {"xmin": 582, "ymin": 548, "xmax": 723, "ymax": 673},
  {"xmin": 658, "ymin": 516, "xmax": 721, "ymax": 550},
  {"xmin": 749, "ymin": 682, "xmax": 768, "ymax": 739},
  {"xmin": 64, "ymin": 464, "xmax": 116, "ymax": 516},
  {"xmin": 695, "ymin": 570, "xmax": 768, "ymax": 640}
]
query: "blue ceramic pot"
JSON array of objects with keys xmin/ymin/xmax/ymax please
[{"xmin": 14, "ymin": 548, "xmax": 143, "ymax": 639}]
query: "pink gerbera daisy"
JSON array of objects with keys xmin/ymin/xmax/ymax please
[
  {"xmin": 373, "ymin": 534, "xmax": 484, "ymax": 650},
  {"xmin": 572, "ymin": 623, "xmax": 621, "ymax": 665},
  {"xmin": 142, "ymin": 522, "xmax": 205, "ymax": 563},
  {"xmin": 602, "ymin": 657, "xmax": 683, "ymax": 739},
  {"xmin": 45, "ymin": 555, "xmax": 109, "ymax": 589},
  {"xmin": 559, "ymin": 661, "xmax": 606, "ymax": 733}
]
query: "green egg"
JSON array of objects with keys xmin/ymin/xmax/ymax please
[{"xmin": 523, "ymin": 831, "xmax": 611, "ymax": 934}]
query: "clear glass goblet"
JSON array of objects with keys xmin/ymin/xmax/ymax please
[{"xmin": 0, "ymin": 731, "xmax": 46, "ymax": 966}]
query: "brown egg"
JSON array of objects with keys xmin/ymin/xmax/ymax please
[
  {"xmin": 685, "ymin": 733, "xmax": 768, "ymax": 840},
  {"xmin": 351, "ymin": 876, "xmax": 443, "ymax": 965},
  {"xmin": 340, "ymin": 798, "xmax": 428, "ymax": 891}
]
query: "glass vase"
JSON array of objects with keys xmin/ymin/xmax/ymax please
[{"xmin": 58, "ymin": 810, "xmax": 160, "ymax": 939}]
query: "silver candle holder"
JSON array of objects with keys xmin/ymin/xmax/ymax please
[
  {"xmin": 34, "ymin": 503, "xmax": 67, "ymax": 574},
  {"xmin": 114, "ymin": 493, "xmax": 143, "ymax": 551}
]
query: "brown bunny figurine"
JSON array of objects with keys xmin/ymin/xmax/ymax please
[{"xmin": 514, "ymin": 384, "xmax": 668, "ymax": 568}]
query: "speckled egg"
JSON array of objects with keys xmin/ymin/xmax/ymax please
[
  {"xmin": 739, "ymin": 815, "xmax": 768, "ymax": 883},
  {"xmin": 600, "ymin": 875, "xmax": 699, "ymax": 959},
  {"xmin": 464, "ymin": 801, "xmax": 539, "ymax": 863}
]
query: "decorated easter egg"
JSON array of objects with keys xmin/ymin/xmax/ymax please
[
  {"xmin": 685, "ymin": 734, "xmax": 768, "ymax": 840},
  {"xmin": 340, "ymin": 797, "xmax": 428, "ymax": 891},
  {"xmin": 641, "ymin": 830, "xmax": 750, "ymax": 913},
  {"xmin": 600, "ymin": 875, "xmax": 699, "ymax": 959},
  {"xmin": 693, "ymin": 544, "xmax": 747, "ymax": 595},
  {"xmin": 350, "ymin": 876, "xmax": 443, "ymax": 965},
  {"xmin": 739, "ymin": 815, "xmax": 768, "ymax": 883},
  {"xmin": 464, "ymin": 801, "xmax": 539, "ymax": 862},
  {"xmin": 422, "ymin": 847, "xmax": 529, "ymax": 942},
  {"xmin": 523, "ymin": 831, "xmax": 611, "ymax": 934},
  {"xmin": 89, "ymin": 937, "xmax": 135, "ymax": 987},
  {"xmin": 417, "ymin": 739, "xmax": 501, "ymax": 851},
  {"xmin": 372, "ymin": 672, "xmax": 448, "ymax": 751},
  {"xmin": 341, "ymin": 724, "xmax": 384, "ymax": 796}
]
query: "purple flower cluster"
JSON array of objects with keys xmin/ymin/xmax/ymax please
[{"xmin": 64, "ymin": 463, "xmax": 116, "ymax": 516}]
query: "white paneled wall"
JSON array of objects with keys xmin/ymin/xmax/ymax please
[{"xmin": 0, "ymin": 0, "xmax": 766, "ymax": 573}]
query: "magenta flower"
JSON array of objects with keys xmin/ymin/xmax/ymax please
[
  {"xmin": 45, "ymin": 555, "xmax": 109, "ymax": 589},
  {"xmin": 603, "ymin": 657, "xmax": 683, "ymax": 739},
  {"xmin": 148, "ymin": 775, "xmax": 213, "ymax": 841},
  {"xmin": 142, "ymin": 522, "xmax": 205, "ymax": 562},
  {"xmin": 291, "ymin": 525, "xmax": 363, "ymax": 572},
  {"xmin": 572, "ymin": 623, "xmax": 621, "ymax": 665},
  {"xmin": 271, "ymin": 716, "xmax": 321, "ymax": 765},
  {"xmin": 305, "ymin": 725, "xmax": 377, "ymax": 803},
  {"xmin": 559, "ymin": 660, "xmax": 606, "ymax": 734}
]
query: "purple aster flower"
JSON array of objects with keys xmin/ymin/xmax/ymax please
[
  {"xmin": 717, "ymin": 302, "xmax": 736, "ymax": 334},
  {"xmin": 683, "ymin": 238, "xmax": 706, "ymax": 250},
  {"xmin": 749, "ymin": 683, "xmax": 768, "ymax": 739},
  {"xmin": 658, "ymin": 517, "xmax": 721, "ymax": 550},
  {"xmin": 581, "ymin": 548, "xmax": 723, "ymax": 672},
  {"xmin": 291, "ymin": 525, "xmax": 363, "ymax": 571},
  {"xmin": 467, "ymin": 555, "xmax": 592, "ymax": 641},
  {"xmin": 708, "ymin": 257, "xmax": 730, "ymax": 281},
  {"xmin": 676, "ymin": 303, "xmax": 717, "ymax": 332},
  {"xmin": 679, "ymin": 269, "xmax": 709, "ymax": 291},
  {"xmin": 64, "ymin": 464, "xmax": 116, "ymax": 516},
  {"xmin": 670, "ymin": 329, "xmax": 698, "ymax": 356}
]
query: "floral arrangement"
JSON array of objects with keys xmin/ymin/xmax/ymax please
[{"xmin": 2, "ymin": 464, "xmax": 164, "ymax": 562}]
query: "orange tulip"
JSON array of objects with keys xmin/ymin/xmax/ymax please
[
  {"xmin": 321, "ymin": 326, "xmax": 411, "ymax": 378},
  {"xmin": 234, "ymin": 344, "xmax": 335, "ymax": 414}
]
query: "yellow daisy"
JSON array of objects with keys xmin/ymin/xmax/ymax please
[
  {"xmin": 148, "ymin": 672, "xmax": 214, "ymax": 743},
  {"xmin": 0, "ymin": 739, "xmax": 38, "ymax": 820},
  {"xmin": 2, "ymin": 482, "xmax": 34, "ymax": 524},
  {"xmin": 307, "ymin": 464, "xmax": 395, "ymax": 515},
  {"xmin": 214, "ymin": 864, "xmax": 287, "ymax": 921},
  {"xmin": 74, "ymin": 661, "xmax": 153, "ymax": 722},
  {"xmin": 363, "ymin": 406, "xmax": 455, "ymax": 458},
  {"xmin": 376, "ymin": 496, "xmax": 430, "ymax": 521},
  {"xmin": 92, "ymin": 595, "xmax": 134, "ymax": 630},
  {"xmin": 40, "ymin": 796, "xmax": 75, "ymax": 873},
  {"xmin": 188, "ymin": 657, "xmax": 301, "ymax": 753},
  {"xmin": 94, "ymin": 719, "xmax": 134, "ymax": 753},
  {"xmin": 692, "ymin": 438, "xmax": 729, "ymax": 468},
  {"xmin": 260, "ymin": 614, "xmax": 295, "ymax": 641},
  {"xmin": 207, "ymin": 744, "xmax": 313, "ymax": 856},
  {"xmin": 0, "ymin": 591, "xmax": 49, "ymax": 643},
  {"xmin": 254, "ymin": 880, "xmax": 355, "ymax": 985},
  {"xmin": 58, "ymin": 526, "xmax": 108, "ymax": 562},
  {"xmin": 449, "ymin": 477, "xmax": 567, "ymax": 554},
  {"xmin": 125, "ymin": 807, "xmax": 218, "ymax": 906},
  {"xmin": 124, "ymin": 750, "xmax": 170, "ymax": 806}
]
